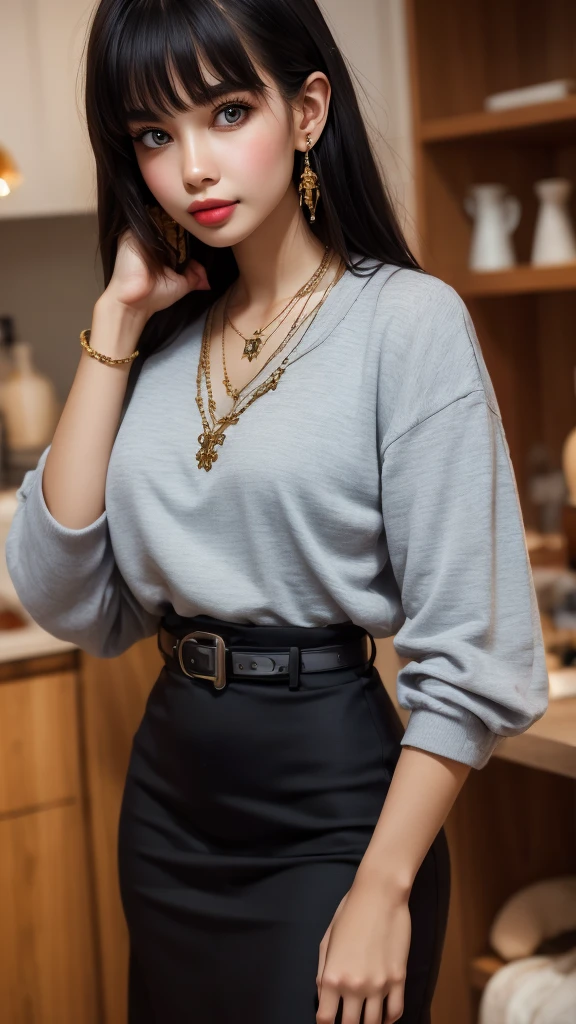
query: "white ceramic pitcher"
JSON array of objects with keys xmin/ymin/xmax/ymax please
[
  {"xmin": 464, "ymin": 183, "xmax": 521, "ymax": 271},
  {"xmin": 531, "ymin": 178, "xmax": 576, "ymax": 266}
]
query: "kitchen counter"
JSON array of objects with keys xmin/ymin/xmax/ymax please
[
  {"xmin": 0, "ymin": 611, "xmax": 78, "ymax": 663},
  {"xmin": 0, "ymin": 485, "xmax": 78, "ymax": 663}
]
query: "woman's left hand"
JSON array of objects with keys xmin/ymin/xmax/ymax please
[{"xmin": 316, "ymin": 874, "xmax": 412, "ymax": 1024}]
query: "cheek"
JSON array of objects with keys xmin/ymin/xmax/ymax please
[
  {"xmin": 232, "ymin": 129, "xmax": 290, "ymax": 187},
  {"xmin": 135, "ymin": 152, "xmax": 173, "ymax": 200}
]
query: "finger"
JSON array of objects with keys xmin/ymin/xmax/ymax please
[
  {"xmin": 316, "ymin": 932, "xmax": 331, "ymax": 989},
  {"xmin": 383, "ymin": 982, "xmax": 404, "ymax": 1024},
  {"xmin": 316, "ymin": 980, "xmax": 341, "ymax": 1024},
  {"xmin": 187, "ymin": 259, "xmax": 211, "ymax": 289},
  {"xmin": 341, "ymin": 993, "xmax": 365, "ymax": 1024},
  {"xmin": 363, "ymin": 994, "xmax": 385, "ymax": 1024},
  {"xmin": 180, "ymin": 266, "xmax": 207, "ymax": 292}
]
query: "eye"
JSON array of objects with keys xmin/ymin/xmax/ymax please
[
  {"xmin": 212, "ymin": 98, "xmax": 254, "ymax": 128},
  {"xmin": 130, "ymin": 126, "xmax": 172, "ymax": 149},
  {"xmin": 128, "ymin": 97, "xmax": 254, "ymax": 146}
]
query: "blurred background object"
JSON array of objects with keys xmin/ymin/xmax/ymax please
[
  {"xmin": 0, "ymin": 315, "xmax": 61, "ymax": 483},
  {"xmin": 464, "ymin": 182, "xmax": 522, "ymax": 270},
  {"xmin": 484, "ymin": 78, "xmax": 576, "ymax": 111},
  {"xmin": 531, "ymin": 177, "xmax": 576, "ymax": 266},
  {"xmin": 0, "ymin": 144, "xmax": 23, "ymax": 198}
]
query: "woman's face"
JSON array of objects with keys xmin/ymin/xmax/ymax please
[{"xmin": 128, "ymin": 63, "xmax": 329, "ymax": 248}]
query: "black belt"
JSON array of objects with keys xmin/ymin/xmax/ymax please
[{"xmin": 157, "ymin": 625, "xmax": 376, "ymax": 691}]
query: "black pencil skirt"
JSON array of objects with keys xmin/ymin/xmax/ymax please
[{"xmin": 117, "ymin": 611, "xmax": 451, "ymax": 1024}]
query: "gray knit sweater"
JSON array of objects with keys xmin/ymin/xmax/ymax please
[{"xmin": 5, "ymin": 256, "xmax": 549, "ymax": 769}]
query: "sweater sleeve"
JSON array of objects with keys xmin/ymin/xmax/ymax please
[
  {"xmin": 380, "ymin": 390, "xmax": 549, "ymax": 769},
  {"xmin": 5, "ymin": 444, "xmax": 162, "ymax": 658}
]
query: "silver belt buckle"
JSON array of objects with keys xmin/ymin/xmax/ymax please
[{"xmin": 178, "ymin": 630, "xmax": 227, "ymax": 690}]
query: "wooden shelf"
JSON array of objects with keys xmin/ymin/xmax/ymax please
[
  {"xmin": 469, "ymin": 955, "xmax": 506, "ymax": 991},
  {"xmin": 455, "ymin": 263, "xmax": 576, "ymax": 297},
  {"xmin": 494, "ymin": 695, "xmax": 576, "ymax": 780},
  {"xmin": 420, "ymin": 98, "xmax": 576, "ymax": 144}
]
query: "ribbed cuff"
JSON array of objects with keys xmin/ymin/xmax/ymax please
[{"xmin": 400, "ymin": 707, "xmax": 503, "ymax": 770}]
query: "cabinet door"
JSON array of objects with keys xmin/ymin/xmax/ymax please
[
  {"xmin": 0, "ymin": 0, "xmax": 95, "ymax": 219},
  {"xmin": 0, "ymin": 802, "xmax": 98, "ymax": 1024},
  {"xmin": 82, "ymin": 636, "xmax": 163, "ymax": 1024},
  {"xmin": 0, "ymin": 670, "xmax": 80, "ymax": 814}
]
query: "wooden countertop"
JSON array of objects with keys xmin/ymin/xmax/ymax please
[
  {"xmin": 376, "ymin": 640, "xmax": 576, "ymax": 781},
  {"xmin": 493, "ymin": 697, "xmax": 576, "ymax": 779},
  {"xmin": 0, "ymin": 617, "xmax": 77, "ymax": 664},
  {"xmin": 391, "ymin": 693, "xmax": 576, "ymax": 779}
]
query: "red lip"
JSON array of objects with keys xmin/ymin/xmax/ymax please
[{"xmin": 187, "ymin": 198, "xmax": 237, "ymax": 213}]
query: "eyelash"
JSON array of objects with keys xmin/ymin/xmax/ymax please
[{"xmin": 130, "ymin": 97, "xmax": 254, "ymax": 146}]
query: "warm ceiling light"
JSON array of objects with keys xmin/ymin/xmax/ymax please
[{"xmin": 0, "ymin": 146, "xmax": 23, "ymax": 197}]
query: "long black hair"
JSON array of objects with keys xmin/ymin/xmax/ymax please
[{"xmin": 84, "ymin": 0, "xmax": 421, "ymax": 363}]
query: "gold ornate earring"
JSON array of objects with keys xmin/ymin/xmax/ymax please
[
  {"xmin": 146, "ymin": 203, "xmax": 188, "ymax": 266},
  {"xmin": 298, "ymin": 133, "xmax": 320, "ymax": 222}
]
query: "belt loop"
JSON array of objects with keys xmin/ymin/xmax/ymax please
[{"xmin": 288, "ymin": 646, "xmax": 300, "ymax": 690}]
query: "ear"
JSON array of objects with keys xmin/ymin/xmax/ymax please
[{"xmin": 293, "ymin": 72, "xmax": 331, "ymax": 152}]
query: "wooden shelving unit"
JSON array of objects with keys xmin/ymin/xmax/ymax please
[
  {"xmin": 457, "ymin": 262, "xmax": 576, "ymax": 297},
  {"xmin": 420, "ymin": 97, "xmax": 576, "ymax": 143},
  {"xmin": 405, "ymin": 2, "xmax": 576, "ymax": 1023}
]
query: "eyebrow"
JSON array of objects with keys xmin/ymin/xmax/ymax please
[{"xmin": 126, "ymin": 83, "xmax": 252, "ymax": 123}]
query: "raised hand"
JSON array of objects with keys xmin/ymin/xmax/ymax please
[{"xmin": 104, "ymin": 226, "xmax": 211, "ymax": 322}]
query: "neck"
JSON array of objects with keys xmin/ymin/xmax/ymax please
[{"xmin": 229, "ymin": 185, "xmax": 334, "ymax": 315}]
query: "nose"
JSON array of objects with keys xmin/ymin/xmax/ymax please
[{"xmin": 180, "ymin": 130, "xmax": 220, "ymax": 192}]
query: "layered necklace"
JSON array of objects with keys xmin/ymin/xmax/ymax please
[
  {"xmin": 224, "ymin": 246, "xmax": 334, "ymax": 363},
  {"xmin": 195, "ymin": 248, "xmax": 345, "ymax": 470}
]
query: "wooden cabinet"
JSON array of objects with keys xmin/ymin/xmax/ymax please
[
  {"xmin": 80, "ymin": 636, "xmax": 164, "ymax": 1024},
  {"xmin": 0, "ymin": 638, "xmax": 161, "ymax": 1024},
  {"xmin": 0, "ymin": 652, "xmax": 99, "ymax": 1023},
  {"xmin": 0, "ymin": 805, "xmax": 98, "ymax": 1023},
  {"xmin": 0, "ymin": 0, "xmax": 95, "ymax": 220},
  {"xmin": 406, "ymin": 0, "xmax": 576, "ymax": 517}
]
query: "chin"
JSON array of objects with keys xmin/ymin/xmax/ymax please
[{"xmin": 193, "ymin": 224, "xmax": 258, "ymax": 248}]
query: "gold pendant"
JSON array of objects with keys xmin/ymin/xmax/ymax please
[
  {"xmin": 196, "ymin": 429, "xmax": 225, "ymax": 471},
  {"xmin": 242, "ymin": 330, "xmax": 264, "ymax": 361},
  {"xmin": 196, "ymin": 414, "xmax": 240, "ymax": 471}
]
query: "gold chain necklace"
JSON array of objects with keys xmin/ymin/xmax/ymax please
[
  {"xmin": 220, "ymin": 251, "xmax": 335, "ymax": 402},
  {"xmin": 224, "ymin": 246, "xmax": 332, "ymax": 362},
  {"xmin": 200, "ymin": 255, "xmax": 337, "ymax": 440},
  {"xmin": 195, "ymin": 258, "xmax": 345, "ymax": 471},
  {"xmin": 222, "ymin": 249, "xmax": 332, "ymax": 382}
]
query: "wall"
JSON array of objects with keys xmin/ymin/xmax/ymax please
[
  {"xmin": 0, "ymin": 214, "xmax": 102, "ymax": 403},
  {"xmin": 321, "ymin": 0, "xmax": 417, "ymax": 247},
  {"xmin": 0, "ymin": 0, "xmax": 416, "ymax": 405}
]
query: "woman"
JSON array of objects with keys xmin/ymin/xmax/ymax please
[{"xmin": 6, "ymin": 0, "xmax": 549, "ymax": 1022}]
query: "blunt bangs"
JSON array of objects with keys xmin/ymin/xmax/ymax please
[{"xmin": 93, "ymin": 0, "xmax": 270, "ymax": 148}]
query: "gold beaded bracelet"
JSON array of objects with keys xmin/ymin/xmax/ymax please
[{"xmin": 79, "ymin": 328, "xmax": 139, "ymax": 366}]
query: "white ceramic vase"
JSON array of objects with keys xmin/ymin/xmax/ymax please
[
  {"xmin": 464, "ymin": 183, "xmax": 521, "ymax": 271},
  {"xmin": 531, "ymin": 177, "xmax": 576, "ymax": 266}
]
